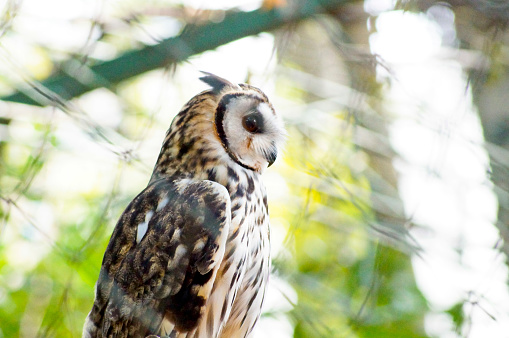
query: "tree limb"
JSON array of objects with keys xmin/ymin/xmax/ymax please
[{"xmin": 2, "ymin": 0, "xmax": 346, "ymax": 106}]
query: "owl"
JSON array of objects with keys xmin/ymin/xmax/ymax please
[{"xmin": 83, "ymin": 72, "xmax": 286, "ymax": 338}]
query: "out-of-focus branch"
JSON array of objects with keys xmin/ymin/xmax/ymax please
[{"xmin": 2, "ymin": 0, "xmax": 346, "ymax": 106}]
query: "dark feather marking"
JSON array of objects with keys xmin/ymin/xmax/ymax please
[
  {"xmin": 229, "ymin": 270, "xmax": 239, "ymax": 290},
  {"xmin": 233, "ymin": 185, "xmax": 246, "ymax": 200},
  {"xmin": 251, "ymin": 264, "xmax": 262, "ymax": 287},
  {"xmin": 157, "ymin": 156, "xmax": 172, "ymax": 173},
  {"xmin": 177, "ymin": 137, "xmax": 196, "ymax": 160},
  {"xmin": 175, "ymin": 106, "xmax": 191, "ymax": 126},
  {"xmin": 220, "ymin": 295, "xmax": 229, "ymax": 322},
  {"xmin": 238, "ymin": 217, "xmax": 245, "ymax": 229},
  {"xmin": 224, "ymin": 246, "xmax": 235, "ymax": 261},
  {"xmin": 228, "ymin": 225, "xmax": 241, "ymax": 242},
  {"xmin": 207, "ymin": 168, "xmax": 216, "ymax": 182},
  {"xmin": 231, "ymin": 202, "xmax": 241, "ymax": 215},
  {"xmin": 194, "ymin": 147, "xmax": 205, "ymax": 157},
  {"xmin": 240, "ymin": 292, "xmax": 259, "ymax": 327},
  {"xmin": 200, "ymin": 155, "xmax": 210, "ymax": 168},
  {"xmin": 227, "ymin": 166, "xmax": 239, "ymax": 182},
  {"xmin": 246, "ymin": 175, "xmax": 255, "ymax": 194},
  {"xmin": 221, "ymin": 260, "xmax": 232, "ymax": 277},
  {"xmin": 236, "ymin": 257, "xmax": 245, "ymax": 278}
]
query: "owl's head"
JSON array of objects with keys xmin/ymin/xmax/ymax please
[{"xmin": 201, "ymin": 72, "xmax": 286, "ymax": 173}]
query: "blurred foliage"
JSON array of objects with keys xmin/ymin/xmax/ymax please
[
  {"xmin": 2, "ymin": 0, "xmax": 509, "ymax": 337},
  {"xmin": 270, "ymin": 68, "xmax": 427, "ymax": 336}
]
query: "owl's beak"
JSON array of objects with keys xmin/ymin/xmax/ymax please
[{"xmin": 266, "ymin": 149, "xmax": 277, "ymax": 167}]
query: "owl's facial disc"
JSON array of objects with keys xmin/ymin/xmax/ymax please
[{"xmin": 215, "ymin": 92, "xmax": 285, "ymax": 172}]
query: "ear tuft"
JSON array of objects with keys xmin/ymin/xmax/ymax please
[{"xmin": 199, "ymin": 71, "xmax": 236, "ymax": 93}]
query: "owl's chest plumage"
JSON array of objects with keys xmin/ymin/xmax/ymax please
[{"xmin": 203, "ymin": 164, "xmax": 270, "ymax": 338}]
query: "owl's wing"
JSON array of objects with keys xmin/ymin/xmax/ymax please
[{"xmin": 83, "ymin": 178, "xmax": 231, "ymax": 338}]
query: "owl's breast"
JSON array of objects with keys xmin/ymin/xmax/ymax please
[
  {"xmin": 195, "ymin": 164, "xmax": 270, "ymax": 338},
  {"xmin": 219, "ymin": 172, "xmax": 270, "ymax": 337}
]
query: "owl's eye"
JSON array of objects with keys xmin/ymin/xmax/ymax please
[{"xmin": 242, "ymin": 112, "xmax": 264, "ymax": 133}]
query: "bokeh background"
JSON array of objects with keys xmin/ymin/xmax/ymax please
[{"xmin": 1, "ymin": 0, "xmax": 509, "ymax": 337}]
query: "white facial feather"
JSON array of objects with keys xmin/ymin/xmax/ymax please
[
  {"xmin": 222, "ymin": 93, "xmax": 285, "ymax": 171},
  {"xmin": 252, "ymin": 101, "xmax": 286, "ymax": 156}
]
